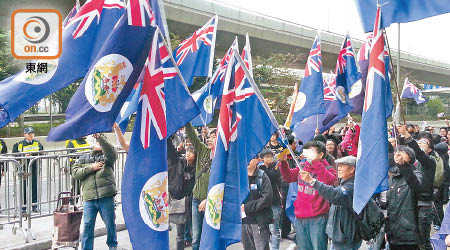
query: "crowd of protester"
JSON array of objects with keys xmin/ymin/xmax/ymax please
[
  {"xmin": 166, "ymin": 118, "xmax": 450, "ymax": 250},
  {"xmin": 3, "ymin": 118, "xmax": 450, "ymax": 250}
]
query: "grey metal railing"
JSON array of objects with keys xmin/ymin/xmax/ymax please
[{"xmin": 0, "ymin": 147, "xmax": 127, "ymax": 243}]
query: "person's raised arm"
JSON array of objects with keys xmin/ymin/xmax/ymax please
[{"xmin": 113, "ymin": 123, "xmax": 129, "ymax": 152}]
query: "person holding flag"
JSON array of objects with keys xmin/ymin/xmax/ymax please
[
  {"xmin": 184, "ymin": 122, "xmax": 216, "ymax": 250},
  {"xmin": 72, "ymin": 133, "xmax": 118, "ymax": 250},
  {"xmin": 241, "ymin": 156, "xmax": 273, "ymax": 250},
  {"xmin": 278, "ymin": 141, "xmax": 337, "ymax": 250},
  {"xmin": 198, "ymin": 45, "xmax": 278, "ymax": 249}
]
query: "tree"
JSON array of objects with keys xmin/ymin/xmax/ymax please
[
  {"xmin": 253, "ymin": 53, "xmax": 302, "ymax": 123},
  {"xmin": 52, "ymin": 80, "xmax": 81, "ymax": 113},
  {"xmin": 426, "ymin": 97, "xmax": 445, "ymax": 118},
  {"xmin": 0, "ymin": 29, "xmax": 23, "ymax": 80}
]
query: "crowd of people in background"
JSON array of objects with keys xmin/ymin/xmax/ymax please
[
  {"xmin": 165, "ymin": 116, "xmax": 450, "ymax": 250},
  {"xmin": 3, "ymin": 117, "xmax": 450, "ymax": 250}
]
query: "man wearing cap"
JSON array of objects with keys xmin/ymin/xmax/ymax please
[
  {"xmin": 12, "ymin": 127, "xmax": 44, "ymax": 212},
  {"xmin": 300, "ymin": 156, "xmax": 361, "ymax": 250}
]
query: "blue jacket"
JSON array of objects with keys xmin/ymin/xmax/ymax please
[{"xmin": 313, "ymin": 176, "xmax": 361, "ymax": 249}]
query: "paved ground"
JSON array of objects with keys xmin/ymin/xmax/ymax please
[{"xmin": 0, "ymin": 201, "xmax": 372, "ymax": 250}]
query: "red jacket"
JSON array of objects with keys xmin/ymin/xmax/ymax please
[
  {"xmin": 341, "ymin": 125, "xmax": 360, "ymax": 157},
  {"xmin": 279, "ymin": 159, "xmax": 337, "ymax": 219}
]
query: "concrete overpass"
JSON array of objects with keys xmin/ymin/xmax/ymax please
[
  {"xmin": 163, "ymin": 0, "xmax": 450, "ymax": 86},
  {"xmin": 0, "ymin": 0, "xmax": 449, "ymax": 86}
]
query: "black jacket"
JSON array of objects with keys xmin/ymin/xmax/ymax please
[
  {"xmin": 259, "ymin": 162, "xmax": 281, "ymax": 206},
  {"xmin": 243, "ymin": 168, "xmax": 273, "ymax": 225},
  {"xmin": 0, "ymin": 139, "xmax": 7, "ymax": 172},
  {"xmin": 402, "ymin": 137, "xmax": 436, "ymax": 202},
  {"xmin": 314, "ymin": 176, "xmax": 361, "ymax": 249},
  {"xmin": 386, "ymin": 163, "xmax": 424, "ymax": 245}
]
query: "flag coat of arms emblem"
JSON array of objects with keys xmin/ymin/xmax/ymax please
[
  {"xmin": 122, "ymin": 30, "xmax": 199, "ymax": 250},
  {"xmin": 47, "ymin": 0, "xmax": 155, "ymax": 141},
  {"xmin": 0, "ymin": 0, "xmax": 125, "ymax": 128}
]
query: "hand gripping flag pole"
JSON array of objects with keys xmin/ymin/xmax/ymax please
[{"xmin": 232, "ymin": 47, "xmax": 303, "ymax": 170}]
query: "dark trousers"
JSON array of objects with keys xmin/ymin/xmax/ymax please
[
  {"xmin": 22, "ymin": 164, "xmax": 37, "ymax": 210},
  {"xmin": 280, "ymin": 185, "xmax": 291, "ymax": 236},
  {"xmin": 241, "ymin": 224, "xmax": 270, "ymax": 250},
  {"xmin": 433, "ymin": 201, "xmax": 444, "ymax": 227},
  {"xmin": 176, "ymin": 224, "xmax": 186, "ymax": 250},
  {"xmin": 417, "ymin": 206, "xmax": 433, "ymax": 250}
]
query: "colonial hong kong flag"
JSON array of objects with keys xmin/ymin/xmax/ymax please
[
  {"xmin": 121, "ymin": 31, "xmax": 199, "ymax": 250},
  {"xmin": 350, "ymin": 33, "xmax": 373, "ymax": 114},
  {"xmin": 401, "ymin": 78, "xmax": 428, "ymax": 104},
  {"xmin": 199, "ymin": 48, "xmax": 277, "ymax": 249},
  {"xmin": 47, "ymin": 0, "xmax": 155, "ymax": 141},
  {"xmin": 334, "ymin": 34, "xmax": 361, "ymax": 105},
  {"xmin": 354, "ymin": 6, "xmax": 392, "ymax": 214},
  {"xmin": 0, "ymin": 0, "xmax": 125, "ymax": 128},
  {"xmin": 190, "ymin": 38, "xmax": 238, "ymax": 127},
  {"xmin": 173, "ymin": 15, "xmax": 217, "ymax": 87},
  {"xmin": 290, "ymin": 35, "xmax": 326, "ymax": 128}
]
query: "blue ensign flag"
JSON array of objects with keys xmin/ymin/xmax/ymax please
[
  {"xmin": 115, "ymin": 82, "xmax": 143, "ymax": 133},
  {"xmin": 47, "ymin": 0, "xmax": 156, "ymax": 141},
  {"xmin": 355, "ymin": 0, "xmax": 450, "ymax": 33},
  {"xmin": 290, "ymin": 35, "xmax": 326, "ymax": 127},
  {"xmin": 401, "ymin": 78, "xmax": 428, "ymax": 105},
  {"xmin": 190, "ymin": 38, "xmax": 238, "ymax": 127},
  {"xmin": 335, "ymin": 34, "xmax": 361, "ymax": 105},
  {"xmin": 122, "ymin": 30, "xmax": 199, "ymax": 250},
  {"xmin": 0, "ymin": 0, "xmax": 125, "ymax": 128},
  {"xmin": 199, "ymin": 49, "xmax": 277, "ymax": 249},
  {"xmin": 293, "ymin": 76, "xmax": 352, "ymax": 144},
  {"xmin": 350, "ymin": 34, "xmax": 373, "ymax": 114},
  {"xmin": 173, "ymin": 15, "xmax": 217, "ymax": 87},
  {"xmin": 353, "ymin": 6, "xmax": 392, "ymax": 214}
]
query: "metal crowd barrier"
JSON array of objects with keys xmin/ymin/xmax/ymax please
[{"xmin": 0, "ymin": 146, "xmax": 127, "ymax": 243}]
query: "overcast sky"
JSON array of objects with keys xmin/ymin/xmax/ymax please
[{"xmin": 216, "ymin": 0, "xmax": 450, "ymax": 64}]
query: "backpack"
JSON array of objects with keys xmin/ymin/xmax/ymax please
[
  {"xmin": 431, "ymin": 152, "xmax": 444, "ymax": 188},
  {"xmin": 355, "ymin": 198, "xmax": 384, "ymax": 241}
]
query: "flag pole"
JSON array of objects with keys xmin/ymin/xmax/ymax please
[
  {"xmin": 383, "ymin": 28, "xmax": 406, "ymax": 124},
  {"xmin": 232, "ymin": 47, "xmax": 303, "ymax": 170}
]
